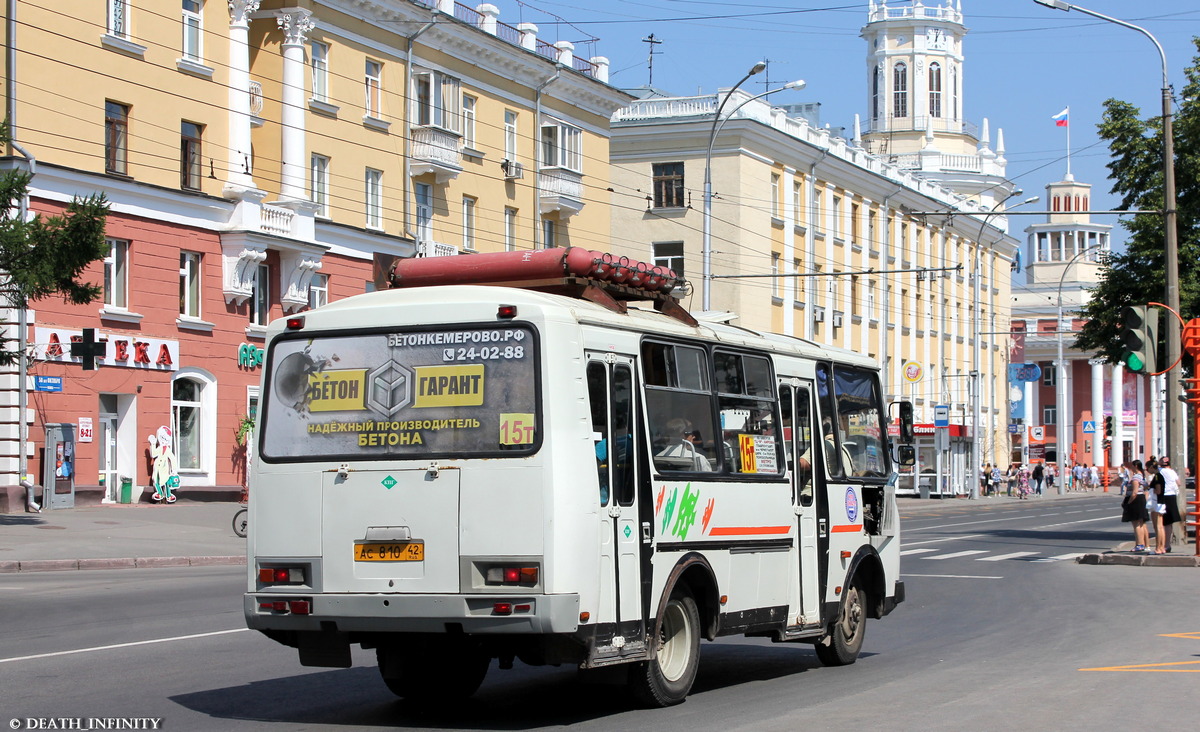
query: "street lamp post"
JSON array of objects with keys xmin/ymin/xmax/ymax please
[
  {"xmin": 972, "ymin": 193, "xmax": 1038, "ymax": 499},
  {"xmin": 701, "ymin": 63, "xmax": 804, "ymax": 311},
  {"xmin": 1032, "ymin": 0, "xmax": 1181, "ymax": 496},
  {"xmin": 1056, "ymin": 244, "xmax": 1106, "ymax": 494}
]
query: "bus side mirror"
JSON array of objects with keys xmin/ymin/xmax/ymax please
[
  {"xmin": 895, "ymin": 401, "xmax": 914, "ymax": 443},
  {"xmin": 896, "ymin": 445, "xmax": 916, "ymax": 467}
]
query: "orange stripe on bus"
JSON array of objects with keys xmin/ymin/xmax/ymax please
[
  {"xmin": 831, "ymin": 524, "xmax": 863, "ymax": 533},
  {"xmin": 707, "ymin": 526, "xmax": 792, "ymax": 536}
]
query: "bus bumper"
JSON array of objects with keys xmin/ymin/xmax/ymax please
[{"xmin": 244, "ymin": 592, "xmax": 581, "ymax": 635}]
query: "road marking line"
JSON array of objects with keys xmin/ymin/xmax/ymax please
[
  {"xmin": 900, "ymin": 548, "xmax": 939, "ymax": 555},
  {"xmin": 902, "ymin": 533, "xmax": 987, "ymax": 547},
  {"xmin": 1081, "ymin": 661, "xmax": 1200, "ymax": 673},
  {"xmin": 900, "ymin": 573, "xmax": 1002, "ymax": 579},
  {"xmin": 925, "ymin": 550, "xmax": 989, "ymax": 560},
  {"xmin": 977, "ymin": 551, "xmax": 1039, "ymax": 562},
  {"xmin": 1160, "ymin": 632, "xmax": 1200, "ymax": 639},
  {"xmin": 1035, "ymin": 553, "xmax": 1085, "ymax": 562},
  {"xmin": 0, "ymin": 628, "xmax": 249, "ymax": 664}
]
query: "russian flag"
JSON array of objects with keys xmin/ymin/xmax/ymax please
[{"xmin": 1052, "ymin": 107, "xmax": 1069, "ymax": 127}]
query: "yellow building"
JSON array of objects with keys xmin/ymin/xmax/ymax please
[{"xmin": 0, "ymin": 0, "xmax": 629, "ymax": 510}]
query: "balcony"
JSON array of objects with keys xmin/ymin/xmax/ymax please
[
  {"xmin": 410, "ymin": 126, "xmax": 463, "ymax": 182},
  {"xmin": 538, "ymin": 168, "xmax": 584, "ymax": 217}
]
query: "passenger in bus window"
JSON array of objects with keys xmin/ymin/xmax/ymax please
[{"xmin": 655, "ymin": 418, "xmax": 713, "ymax": 472}]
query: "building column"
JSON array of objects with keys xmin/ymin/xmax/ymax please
[
  {"xmin": 1090, "ymin": 359, "xmax": 1104, "ymax": 472},
  {"xmin": 276, "ymin": 9, "xmax": 315, "ymax": 202},
  {"xmin": 225, "ymin": 0, "xmax": 262, "ymax": 196},
  {"xmin": 1111, "ymin": 363, "xmax": 1125, "ymax": 465}
]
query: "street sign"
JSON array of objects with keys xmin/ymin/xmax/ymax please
[
  {"xmin": 1082, "ymin": 420, "xmax": 1096, "ymax": 434},
  {"xmin": 1029, "ymin": 425, "xmax": 1045, "ymax": 442},
  {"xmin": 1007, "ymin": 424, "xmax": 1021, "ymax": 434},
  {"xmin": 903, "ymin": 361, "xmax": 923, "ymax": 383},
  {"xmin": 34, "ymin": 375, "xmax": 63, "ymax": 392},
  {"xmin": 934, "ymin": 405, "xmax": 949, "ymax": 427}
]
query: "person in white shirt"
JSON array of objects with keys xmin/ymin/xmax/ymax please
[
  {"xmin": 656, "ymin": 418, "xmax": 713, "ymax": 472},
  {"xmin": 1157, "ymin": 456, "xmax": 1182, "ymax": 552}
]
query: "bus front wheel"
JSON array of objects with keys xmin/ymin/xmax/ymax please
[
  {"xmin": 815, "ymin": 582, "xmax": 866, "ymax": 667},
  {"xmin": 376, "ymin": 639, "xmax": 489, "ymax": 702},
  {"xmin": 629, "ymin": 586, "xmax": 701, "ymax": 707}
]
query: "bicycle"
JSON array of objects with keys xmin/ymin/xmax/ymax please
[{"xmin": 232, "ymin": 485, "xmax": 248, "ymax": 538}]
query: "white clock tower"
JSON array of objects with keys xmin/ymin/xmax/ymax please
[{"xmin": 860, "ymin": 1, "xmax": 1009, "ymax": 204}]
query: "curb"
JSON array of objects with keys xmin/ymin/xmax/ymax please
[
  {"xmin": 1076, "ymin": 553, "xmax": 1200, "ymax": 567},
  {"xmin": 0, "ymin": 555, "xmax": 246, "ymax": 574}
]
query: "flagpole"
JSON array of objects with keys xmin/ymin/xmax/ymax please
[{"xmin": 1066, "ymin": 106, "xmax": 1072, "ymax": 178}]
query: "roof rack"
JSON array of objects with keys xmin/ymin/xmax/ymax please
[{"xmin": 389, "ymin": 247, "xmax": 697, "ymax": 325}]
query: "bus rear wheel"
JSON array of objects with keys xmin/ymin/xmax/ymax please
[
  {"xmin": 376, "ymin": 638, "xmax": 490, "ymax": 702},
  {"xmin": 815, "ymin": 582, "xmax": 866, "ymax": 667},
  {"xmin": 629, "ymin": 586, "xmax": 700, "ymax": 707}
]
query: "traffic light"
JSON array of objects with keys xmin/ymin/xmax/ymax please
[
  {"xmin": 1119, "ymin": 305, "xmax": 1158, "ymax": 374},
  {"xmin": 1103, "ymin": 438, "xmax": 1112, "ymax": 452},
  {"xmin": 1104, "ymin": 416, "xmax": 1113, "ymax": 437}
]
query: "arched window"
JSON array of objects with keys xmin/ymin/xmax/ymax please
[
  {"xmin": 1064, "ymin": 196, "xmax": 1071, "ymax": 212},
  {"xmin": 1083, "ymin": 195, "xmax": 1089, "ymax": 210},
  {"xmin": 1052, "ymin": 196, "xmax": 1060, "ymax": 212},
  {"xmin": 1074, "ymin": 195, "xmax": 1081, "ymax": 211},
  {"xmin": 928, "ymin": 62, "xmax": 942, "ymax": 118},
  {"xmin": 172, "ymin": 377, "xmax": 204, "ymax": 471},
  {"xmin": 892, "ymin": 62, "xmax": 908, "ymax": 119},
  {"xmin": 872, "ymin": 66, "xmax": 880, "ymax": 120}
]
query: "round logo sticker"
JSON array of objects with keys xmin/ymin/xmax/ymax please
[{"xmin": 845, "ymin": 487, "xmax": 859, "ymax": 523}]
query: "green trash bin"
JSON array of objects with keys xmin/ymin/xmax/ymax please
[{"xmin": 119, "ymin": 477, "xmax": 133, "ymax": 504}]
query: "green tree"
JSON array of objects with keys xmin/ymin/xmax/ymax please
[
  {"xmin": 1074, "ymin": 37, "xmax": 1199, "ymax": 364},
  {"xmin": 0, "ymin": 122, "xmax": 110, "ymax": 365}
]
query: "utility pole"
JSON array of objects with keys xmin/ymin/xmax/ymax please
[{"xmin": 641, "ymin": 34, "xmax": 662, "ymax": 87}]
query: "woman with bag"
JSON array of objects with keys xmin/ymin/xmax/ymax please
[
  {"xmin": 1120, "ymin": 460, "xmax": 1150, "ymax": 552},
  {"xmin": 1157, "ymin": 457, "xmax": 1182, "ymax": 553},
  {"xmin": 1145, "ymin": 459, "xmax": 1168, "ymax": 554}
]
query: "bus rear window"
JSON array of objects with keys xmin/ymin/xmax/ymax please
[{"xmin": 259, "ymin": 325, "xmax": 538, "ymax": 461}]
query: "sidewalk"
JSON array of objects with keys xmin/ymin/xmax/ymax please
[{"xmin": 0, "ymin": 502, "xmax": 245, "ymax": 573}]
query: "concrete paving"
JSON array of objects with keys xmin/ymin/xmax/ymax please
[{"xmin": 0, "ymin": 490, "xmax": 1194, "ymax": 573}]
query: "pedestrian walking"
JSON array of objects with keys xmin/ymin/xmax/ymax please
[
  {"xmin": 981, "ymin": 463, "xmax": 991, "ymax": 496},
  {"xmin": 1156, "ymin": 456, "xmax": 1182, "ymax": 553},
  {"xmin": 1032, "ymin": 462, "xmax": 1044, "ymax": 496},
  {"xmin": 1017, "ymin": 464, "xmax": 1031, "ymax": 499},
  {"xmin": 1006, "ymin": 464, "xmax": 1017, "ymax": 497},
  {"xmin": 1088, "ymin": 464, "xmax": 1100, "ymax": 492},
  {"xmin": 1046, "ymin": 462, "xmax": 1056, "ymax": 492},
  {"xmin": 1120, "ymin": 459, "xmax": 1150, "ymax": 551},
  {"xmin": 990, "ymin": 464, "xmax": 1003, "ymax": 498}
]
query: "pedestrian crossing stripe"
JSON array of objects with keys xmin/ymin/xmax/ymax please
[
  {"xmin": 977, "ymin": 551, "xmax": 1039, "ymax": 562},
  {"xmin": 900, "ymin": 550, "xmax": 1084, "ymax": 562},
  {"xmin": 1080, "ymin": 661, "xmax": 1200, "ymax": 673}
]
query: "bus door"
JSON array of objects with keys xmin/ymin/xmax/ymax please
[
  {"xmin": 779, "ymin": 381, "xmax": 821, "ymax": 625},
  {"xmin": 586, "ymin": 355, "xmax": 645, "ymax": 643}
]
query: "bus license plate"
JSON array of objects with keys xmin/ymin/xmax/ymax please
[{"xmin": 354, "ymin": 541, "xmax": 424, "ymax": 562}]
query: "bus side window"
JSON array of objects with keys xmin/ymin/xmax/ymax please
[
  {"xmin": 586, "ymin": 362, "xmax": 610, "ymax": 506},
  {"xmin": 795, "ymin": 387, "xmax": 814, "ymax": 505},
  {"xmin": 612, "ymin": 365, "xmax": 636, "ymax": 507}
]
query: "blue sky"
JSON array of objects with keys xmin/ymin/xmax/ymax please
[{"xmin": 485, "ymin": 0, "xmax": 1199, "ymax": 257}]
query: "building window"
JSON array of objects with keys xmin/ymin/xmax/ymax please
[
  {"xmin": 462, "ymin": 94, "xmax": 477, "ymax": 150},
  {"xmin": 310, "ymin": 154, "xmax": 329, "ymax": 217},
  {"xmin": 413, "ymin": 70, "xmax": 462, "ymax": 131},
  {"xmin": 771, "ymin": 253, "xmax": 781, "ymax": 298},
  {"xmin": 793, "ymin": 181, "xmax": 803, "ymax": 226},
  {"xmin": 179, "ymin": 251, "xmax": 201, "ymax": 318},
  {"xmin": 180, "ymin": 121, "xmax": 203, "ymax": 190},
  {"xmin": 171, "ymin": 377, "xmax": 203, "ymax": 471},
  {"xmin": 105, "ymin": 101, "xmax": 129, "ymax": 175},
  {"xmin": 504, "ymin": 110, "xmax": 518, "ymax": 161},
  {"xmin": 831, "ymin": 195, "xmax": 842, "ymax": 239},
  {"xmin": 928, "ymin": 62, "xmax": 942, "ymax": 118},
  {"xmin": 867, "ymin": 280, "xmax": 877, "ymax": 320},
  {"xmin": 182, "ymin": 1, "xmax": 202, "ymax": 62},
  {"xmin": 462, "ymin": 196, "xmax": 476, "ymax": 251},
  {"xmin": 104, "ymin": 238, "xmax": 129, "ymax": 308},
  {"xmin": 365, "ymin": 168, "xmax": 382, "ymax": 229},
  {"xmin": 653, "ymin": 241, "xmax": 685, "ymax": 277},
  {"xmin": 541, "ymin": 120, "xmax": 581, "ymax": 172},
  {"xmin": 892, "ymin": 62, "xmax": 908, "ymax": 119},
  {"xmin": 652, "ymin": 162, "xmax": 684, "ymax": 208},
  {"xmin": 415, "ymin": 183, "xmax": 433, "ymax": 243},
  {"xmin": 1043, "ymin": 404, "xmax": 1057, "ymax": 426},
  {"xmin": 365, "ymin": 59, "xmax": 382, "ymax": 118},
  {"xmin": 1042, "ymin": 363, "xmax": 1057, "ymax": 387},
  {"xmin": 310, "ymin": 41, "xmax": 329, "ymax": 103},
  {"xmin": 504, "ymin": 207, "xmax": 517, "ymax": 252},
  {"xmin": 950, "ymin": 66, "xmax": 958, "ymax": 118},
  {"xmin": 108, "ymin": 0, "xmax": 129, "ymax": 37},
  {"xmin": 541, "ymin": 218, "xmax": 556, "ymax": 249},
  {"xmin": 250, "ymin": 263, "xmax": 269, "ymax": 326},
  {"xmin": 308, "ymin": 273, "xmax": 328, "ymax": 309},
  {"xmin": 771, "ymin": 174, "xmax": 781, "ymax": 218}
]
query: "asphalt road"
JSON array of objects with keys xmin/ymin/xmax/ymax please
[{"xmin": 2, "ymin": 494, "xmax": 1196, "ymax": 731}]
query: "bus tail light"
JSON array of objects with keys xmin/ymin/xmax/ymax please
[
  {"xmin": 257, "ymin": 598, "xmax": 312, "ymax": 615},
  {"xmin": 485, "ymin": 565, "xmax": 538, "ymax": 586},
  {"xmin": 259, "ymin": 566, "xmax": 306, "ymax": 584},
  {"xmin": 497, "ymin": 305, "xmax": 518, "ymax": 319}
]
